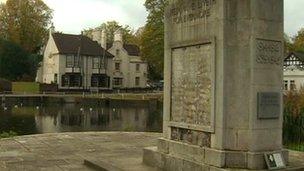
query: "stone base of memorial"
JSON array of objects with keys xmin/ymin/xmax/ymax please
[{"xmin": 143, "ymin": 139, "xmax": 289, "ymax": 170}]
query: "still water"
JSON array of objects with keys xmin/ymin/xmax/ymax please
[{"xmin": 0, "ymin": 99, "xmax": 163, "ymax": 135}]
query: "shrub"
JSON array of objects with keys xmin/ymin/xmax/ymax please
[
  {"xmin": 0, "ymin": 131, "xmax": 17, "ymax": 139},
  {"xmin": 283, "ymin": 90, "xmax": 304, "ymax": 151}
]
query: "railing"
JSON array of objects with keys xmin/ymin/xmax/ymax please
[
  {"xmin": 283, "ymin": 113, "xmax": 304, "ymax": 151},
  {"xmin": 0, "ymin": 91, "xmax": 164, "ymax": 101},
  {"xmin": 283, "ymin": 90, "xmax": 304, "ymax": 152}
]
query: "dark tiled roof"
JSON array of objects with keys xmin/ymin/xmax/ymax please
[
  {"xmin": 285, "ymin": 52, "xmax": 304, "ymax": 61},
  {"xmin": 52, "ymin": 33, "xmax": 114, "ymax": 57},
  {"xmin": 107, "ymin": 43, "xmax": 140, "ymax": 56},
  {"xmin": 123, "ymin": 44, "xmax": 140, "ymax": 56}
]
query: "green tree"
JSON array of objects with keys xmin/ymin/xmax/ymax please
[
  {"xmin": 0, "ymin": 0, "xmax": 53, "ymax": 53},
  {"xmin": 83, "ymin": 21, "xmax": 136, "ymax": 45},
  {"xmin": 284, "ymin": 33, "xmax": 294, "ymax": 54},
  {"xmin": 0, "ymin": 39, "xmax": 34, "ymax": 81},
  {"xmin": 141, "ymin": 0, "xmax": 168, "ymax": 81},
  {"xmin": 292, "ymin": 28, "xmax": 304, "ymax": 53}
]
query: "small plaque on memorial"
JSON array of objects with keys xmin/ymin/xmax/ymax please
[
  {"xmin": 257, "ymin": 92, "xmax": 281, "ymax": 119},
  {"xmin": 264, "ymin": 152, "xmax": 286, "ymax": 170}
]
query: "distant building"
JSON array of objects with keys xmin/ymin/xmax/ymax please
[
  {"xmin": 107, "ymin": 30, "xmax": 148, "ymax": 88},
  {"xmin": 87, "ymin": 28, "xmax": 148, "ymax": 88},
  {"xmin": 283, "ymin": 52, "xmax": 304, "ymax": 91},
  {"xmin": 37, "ymin": 27, "xmax": 114, "ymax": 91}
]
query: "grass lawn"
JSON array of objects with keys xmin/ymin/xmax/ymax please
[
  {"xmin": 12, "ymin": 82, "xmax": 39, "ymax": 94},
  {"xmin": 286, "ymin": 143, "xmax": 304, "ymax": 152},
  {"xmin": 0, "ymin": 131, "xmax": 17, "ymax": 139}
]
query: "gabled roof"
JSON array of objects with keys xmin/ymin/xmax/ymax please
[
  {"xmin": 285, "ymin": 52, "xmax": 304, "ymax": 61},
  {"xmin": 52, "ymin": 33, "xmax": 114, "ymax": 57},
  {"xmin": 107, "ymin": 43, "xmax": 140, "ymax": 56}
]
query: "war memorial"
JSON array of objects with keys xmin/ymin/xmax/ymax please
[{"xmin": 143, "ymin": 0, "xmax": 299, "ymax": 170}]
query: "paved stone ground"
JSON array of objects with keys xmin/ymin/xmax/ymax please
[
  {"xmin": 0, "ymin": 132, "xmax": 160, "ymax": 171},
  {"xmin": 0, "ymin": 132, "xmax": 303, "ymax": 171}
]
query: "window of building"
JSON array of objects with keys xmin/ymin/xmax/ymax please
[
  {"xmin": 91, "ymin": 75, "xmax": 98, "ymax": 87},
  {"xmin": 70, "ymin": 75, "xmax": 82, "ymax": 87},
  {"xmin": 116, "ymin": 49, "xmax": 120, "ymax": 56},
  {"xmin": 284, "ymin": 80, "xmax": 288, "ymax": 90},
  {"xmin": 54, "ymin": 74, "xmax": 58, "ymax": 84},
  {"xmin": 61, "ymin": 74, "xmax": 82, "ymax": 87},
  {"xmin": 66, "ymin": 55, "xmax": 74, "ymax": 68},
  {"xmin": 74, "ymin": 56, "xmax": 80, "ymax": 67},
  {"xmin": 290, "ymin": 80, "xmax": 296, "ymax": 91},
  {"xmin": 62, "ymin": 75, "xmax": 69, "ymax": 87},
  {"xmin": 66, "ymin": 55, "xmax": 80, "ymax": 68},
  {"xmin": 100, "ymin": 58, "xmax": 105, "ymax": 69},
  {"xmin": 91, "ymin": 74, "xmax": 109, "ymax": 88},
  {"xmin": 134, "ymin": 109, "xmax": 139, "ymax": 121},
  {"xmin": 136, "ymin": 64, "xmax": 140, "ymax": 72},
  {"xmin": 115, "ymin": 63, "xmax": 120, "ymax": 71},
  {"xmin": 135, "ymin": 77, "xmax": 140, "ymax": 86},
  {"xmin": 93, "ymin": 57, "xmax": 99, "ymax": 69},
  {"xmin": 113, "ymin": 78, "xmax": 123, "ymax": 87}
]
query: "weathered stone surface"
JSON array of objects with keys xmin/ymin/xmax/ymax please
[
  {"xmin": 204, "ymin": 148, "xmax": 225, "ymax": 168},
  {"xmin": 143, "ymin": 146, "xmax": 304, "ymax": 171},
  {"xmin": 171, "ymin": 44, "xmax": 213, "ymax": 127},
  {"xmin": 170, "ymin": 127, "xmax": 211, "ymax": 147},
  {"xmin": 144, "ymin": 0, "xmax": 289, "ymax": 170},
  {"xmin": 157, "ymin": 138, "xmax": 169, "ymax": 154},
  {"xmin": 225, "ymin": 151, "xmax": 247, "ymax": 168},
  {"xmin": 143, "ymin": 147, "xmax": 165, "ymax": 169}
]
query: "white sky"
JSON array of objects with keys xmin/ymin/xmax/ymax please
[{"xmin": 0, "ymin": 0, "xmax": 303, "ymax": 37}]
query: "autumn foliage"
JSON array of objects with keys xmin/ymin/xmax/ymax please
[{"xmin": 283, "ymin": 90, "xmax": 304, "ymax": 150}]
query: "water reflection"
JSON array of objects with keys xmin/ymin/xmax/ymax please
[{"xmin": 0, "ymin": 100, "xmax": 163, "ymax": 135}]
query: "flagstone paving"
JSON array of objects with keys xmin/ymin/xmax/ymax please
[
  {"xmin": 0, "ymin": 132, "xmax": 160, "ymax": 171},
  {"xmin": 0, "ymin": 132, "xmax": 303, "ymax": 171}
]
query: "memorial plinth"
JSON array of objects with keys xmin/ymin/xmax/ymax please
[{"xmin": 143, "ymin": 0, "xmax": 289, "ymax": 170}]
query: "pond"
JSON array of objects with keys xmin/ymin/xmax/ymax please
[{"xmin": 0, "ymin": 99, "xmax": 163, "ymax": 136}]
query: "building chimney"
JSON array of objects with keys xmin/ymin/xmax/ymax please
[
  {"xmin": 101, "ymin": 30, "xmax": 107, "ymax": 49},
  {"xmin": 92, "ymin": 29, "xmax": 101, "ymax": 44},
  {"xmin": 114, "ymin": 29, "xmax": 123, "ymax": 42}
]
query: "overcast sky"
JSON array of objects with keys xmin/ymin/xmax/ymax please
[{"xmin": 0, "ymin": 0, "xmax": 303, "ymax": 37}]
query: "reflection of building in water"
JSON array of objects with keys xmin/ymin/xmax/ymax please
[
  {"xmin": 34, "ymin": 102, "xmax": 154, "ymax": 133},
  {"xmin": 35, "ymin": 106, "xmax": 61, "ymax": 133}
]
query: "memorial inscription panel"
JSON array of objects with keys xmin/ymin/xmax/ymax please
[
  {"xmin": 171, "ymin": 43, "xmax": 214, "ymax": 132},
  {"xmin": 258, "ymin": 92, "xmax": 281, "ymax": 119},
  {"xmin": 170, "ymin": 0, "xmax": 216, "ymax": 24}
]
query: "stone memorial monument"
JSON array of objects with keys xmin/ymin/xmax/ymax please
[{"xmin": 143, "ymin": 0, "xmax": 288, "ymax": 170}]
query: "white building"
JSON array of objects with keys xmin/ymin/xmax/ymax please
[
  {"xmin": 283, "ymin": 52, "xmax": 304, "ymax": 91},
  {"xmin": 37, "ymin": 27, "xmax": 148, "ymax": 91},
  {"xmin": 37, "ymin": 28, "xmax": 114, "ymax": 91},
  {"xmin": 107, "ymin": 30, "xmax": 148, "ymax": 89}
]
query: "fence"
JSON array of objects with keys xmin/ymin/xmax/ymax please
[
  {"xmin": 283, "ymin": 113, "xmax": 304, "ymax": 151},
  {"xmin": 283, "ymin": 91, "xmax": 304, "ymax": 151}
]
